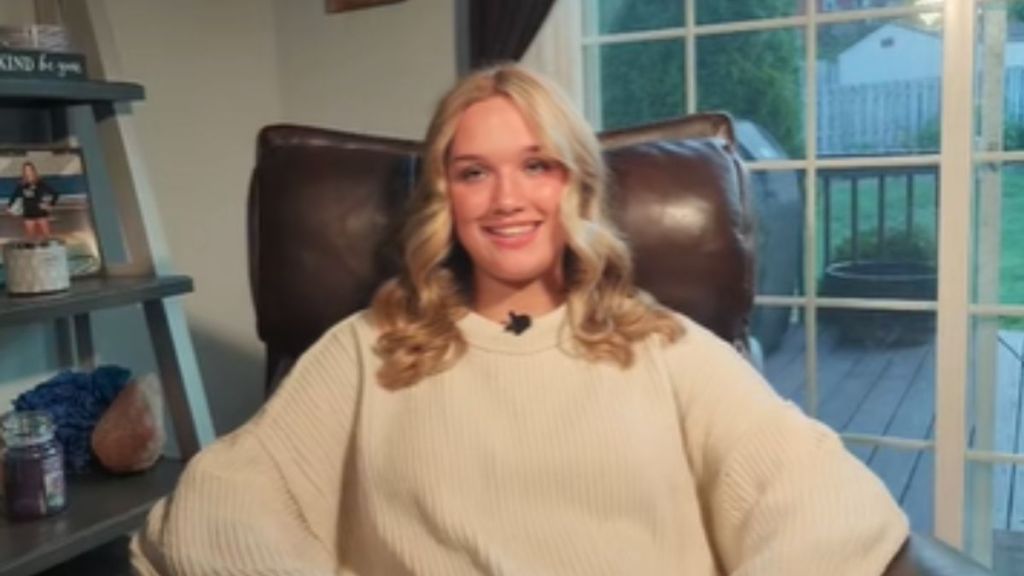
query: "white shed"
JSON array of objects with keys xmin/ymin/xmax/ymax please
[
  {"xmin": 837, "ymin": 22, "xmax": 941, "ymax": 85},
  {"xmin": 836, "ymin": 20, "xmax": 1024, "ymax": 84}
]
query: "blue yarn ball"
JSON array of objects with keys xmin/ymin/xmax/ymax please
[{"xmin": 13, "ymin": 365, "xmax": 132, "ymax": 473}]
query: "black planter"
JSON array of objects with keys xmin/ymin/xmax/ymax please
[{"xmin": 820, "ymin": 260, "xmax": 936, "ymax": 346}]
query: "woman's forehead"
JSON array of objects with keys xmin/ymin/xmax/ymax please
[{"xmin": 447, "ymin": 97, "xmax": 555, "ymax": 163}]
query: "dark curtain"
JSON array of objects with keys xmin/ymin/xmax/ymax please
[{"xmin": 469, "ymin": 0, "xmax": 557, "ymax": 69}]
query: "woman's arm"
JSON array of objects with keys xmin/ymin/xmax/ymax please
[
  {"xmin": 668, "ymin": 318, "xmax": 908, "ymax": 576},
  {"xmin": 6, "ymin": 185, "xmax": 23, "ymax": 208},
  {"xmin": 131, "ymin": 429, "xmax": 339, "ymax": 575},
  {"xmin": 131, "ymin": 317, "xmax": 365, "ymax": 575}
]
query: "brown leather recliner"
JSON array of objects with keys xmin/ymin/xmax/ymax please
[{"xmin": 247, "ymin": 114, "xmax": 990, "ymax": 576}]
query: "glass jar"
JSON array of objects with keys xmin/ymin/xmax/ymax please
[{"xmin": 1, "ymin": 411, "xmax": 66, "ymax": 521}]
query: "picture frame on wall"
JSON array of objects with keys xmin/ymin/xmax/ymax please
[
  {"xmin": 0, "ymin": 147, "xmax": 102, "ymax": 283},
  {"xmin": 325, "ymin": 0, "xmax": 406, "ymax": 14}
]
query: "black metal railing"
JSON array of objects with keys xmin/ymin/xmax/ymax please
[{"xmin": 819, "ymin": 165, "xmax": 939, "ymax": 267}]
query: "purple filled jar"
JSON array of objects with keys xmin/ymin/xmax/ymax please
[{"xmin": 2, "ymin": 411, "xmax": 67, "ymax": 521}]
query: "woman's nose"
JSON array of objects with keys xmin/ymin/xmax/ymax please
[{"xmin": 492, "ymin": 170, "xmax": 525, "ymax": 214}]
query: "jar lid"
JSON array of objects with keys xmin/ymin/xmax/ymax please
[
  {"xmin": 0, "ymin": 410, "xmax": 56, "ymax": 448},
  {"xmin": 4, "ymin": 237, "xmax": 65, "ymax": 250}
]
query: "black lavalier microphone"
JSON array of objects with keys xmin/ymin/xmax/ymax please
[{"xmin": 504, "ymin": 311, "xmax": 532, "ymax": 336}]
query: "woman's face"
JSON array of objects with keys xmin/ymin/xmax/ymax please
[
  {"xmin": 21, "ymin": 163, "xmax": 37, "ymax": 182},
  {"xmin": 446, "ymin": 96, "xmax": 569, "ymax": 296}
]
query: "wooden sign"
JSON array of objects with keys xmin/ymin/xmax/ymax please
[{"xmin": 0, "ymin": 49, "xmax": 85, "ymax": 80}]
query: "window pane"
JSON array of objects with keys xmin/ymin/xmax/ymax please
[
  {"xmin": 819, "ymin": 0, "xmax": 941, "ymax": 13},
  {"xmin": 840, "ymin": 328, "xmax": 934, "ymax": 438},
  {"xmin": 972, "ymin": 163, "xmax": 1024, "ymax": 305},
  {"xmin": 968, "ymin": 317, "xmax": 1024, "ymax": 459},
  {"xmin": 584, "ymin": 0, "xmax": 684, "ymax": 36},
  {"xmin": 967, "ymin": 316, "xmax": 1024, "ymax": 572},
  {"xmin": 763, "ymin": 308, "xmax": 936, "ymax": 420},
  {"xmin": 899, "ymin": 449, "xmax": 934, "ymax": 534},
  {"xmin": 966, "ymin": 462, "xmax": 1024, "ymax": 574},
  {"xmin": 697, "ymin": 28, "xmax": 806, "ymax": 158},
  {"xmin": 696, "ymin": 0, "xmax": 805, "ymax": 25},
  {"xmin": 969, "ymin": 315, "xmax": 1024, "ymax": 572},
  {"xmin": 818, "ymin": 16, "xmax": 943, "ymax": 155},
  {"xmin": 749, "ymin": 167, "xmax": 802, "ymax": 373},
  {"xmin": 849, "ymin": 446, "xmax": 934, "ymax": 534},
  {"xmin": 817, "ymin": 167, "xmax": 939, "ymax": 300},
  {"xmin": 770, "ymin": 317, "xmax": 937, "ymax": 528},
  {"xmin": 761, "ymin": 305, "xmax": 806, "ymax": 405},
  {"xmin": 749, "ymin": 168, "xmax": 803, "ymax": 297},
  {"xmin": 976, "ymin": 2, "xmax": 1024, "ymax": 152},
  {"xmin": 813, "ymin": 309, "xmax": 935, "ymax": 426},
  {"xmin": 587, "ymin": 40, "xmax": 685, "ymax": 131}
]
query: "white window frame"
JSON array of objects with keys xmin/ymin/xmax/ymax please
[{"xmin": 526, "ymin": 0, "xmax": 1024, "ymax": 559}]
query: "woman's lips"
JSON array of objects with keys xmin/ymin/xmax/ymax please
[{"xmin": 483, "ymin": 222, "xmax": 541, "ymax": 248}]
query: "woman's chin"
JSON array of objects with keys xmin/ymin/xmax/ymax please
[{"xmin": 479, "ymin": 264, "xmax": 561, "ymax": 289}]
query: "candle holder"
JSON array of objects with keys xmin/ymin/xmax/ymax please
[{"xmin": 1, "ymin": 410, "xmax": 67, "ymax": 521}]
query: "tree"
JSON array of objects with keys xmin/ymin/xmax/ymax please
[
  {"xmin": 597, "ymin": 0, "xmax": 803, "ymax": 157},
  {"xmin": 597, "ymin": 0, "xmax": 685, "ymax": 131},
  {"xmin": 694, "ymin": 1, "xmax": 803, "ymax": 157}
]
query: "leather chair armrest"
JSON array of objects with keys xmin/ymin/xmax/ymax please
[{"xmin": 883, "ymin": 534, "xmax": 992, "ymax": 576}]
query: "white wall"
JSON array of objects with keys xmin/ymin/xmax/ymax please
[
  {"xmin": 0, "ymin": 0, "xmax": 456, "ymax": 435},
  {"xmin": 0, "ymin": 0, "xmax": 281, "ymax": 434},
  {"xmin": 274, "ymin": 0, "xmax": 457, "ymax": 139},
  {"xmin": 96, "ymin": 0, "xmax": 282, "ymax": 434}
]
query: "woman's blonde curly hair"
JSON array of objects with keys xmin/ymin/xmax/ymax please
[{"xmin": 371, "ymin": 64, "xmax": 682, "ymax": 389}]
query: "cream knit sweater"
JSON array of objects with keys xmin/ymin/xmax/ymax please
[{"xmin": 131, "ymin": 307, "xmax": 908, "ymax": 575}]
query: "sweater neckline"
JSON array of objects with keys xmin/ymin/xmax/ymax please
[{"xmin": 458, "ymin": 305, "xmax": 568, "ymax": 354}]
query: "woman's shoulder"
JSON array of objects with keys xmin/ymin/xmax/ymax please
[
  {"xmin": 649, "ymin": 310, "xmax": 761, "ymax": 380},
  {"xmin": 314, "ymin": 308, "xmax": 380, "ymax": 350},
  {"xmin": 658, "ymin": 310, "xmax": 731, "ymax": 351},
  {"xmin": 267, "ymin": 310, "xmax": 377, "ymax": 410}
]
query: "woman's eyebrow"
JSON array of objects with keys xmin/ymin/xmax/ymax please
[
  {"xmin": 448, "ymin": 154, "xmax": 484, "ymax": 164},
  {"xmin": 450, "ymin": 145, "xmax": 545, "ymax": 163}
]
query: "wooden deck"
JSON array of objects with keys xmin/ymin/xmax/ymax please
[{"xmin": 763, "ymin": 322, "xmax": 1024, "ymax": 537}]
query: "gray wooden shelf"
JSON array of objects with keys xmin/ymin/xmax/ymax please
[
  {"xmin": 0, "ymin": 79, "xmax": 143, "ymax": 105},
  {"xmin": 0, "ymin": 275, "xmax": 193, "ymax": 327},
  {"xmin": 0, "ymin": 12, "xmax": 214, "ymax": 576},
  {"xmin": 0, "ymin": 458, "xmax": 183, "ymax": 576}
]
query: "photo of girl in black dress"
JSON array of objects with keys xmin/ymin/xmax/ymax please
[
  {"xmin": 6, "ymin": 161, "xmax": 60, "ymax": 239},
  {"xmin": 0, "ymin": 149, "xmax": 101, "ymax": 279}
]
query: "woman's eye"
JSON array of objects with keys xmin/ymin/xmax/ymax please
[
  {"xmin": 524, "ymin": 159, "xmax": 552, "ymax": 174},
  {"xmin": 455, "ymin": 166, "xmax": 486, "ymax": 182}
]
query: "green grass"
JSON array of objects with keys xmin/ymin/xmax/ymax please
[{"xmin": 995, "ymin": 167, "xmax": 1024, "ymax": 308}]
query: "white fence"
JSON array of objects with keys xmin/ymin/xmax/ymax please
[{"xmin": 817, "ymin": 67, "xmax": 1024, "ymax": 155}]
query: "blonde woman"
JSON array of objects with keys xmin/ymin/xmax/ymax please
[
  {"xmin": 6, "ymin": 161, "xmax": 59, "ymax": 238},
  {"xmin": 132, "ymin": 65, "xmax": 908, "ymax": 575}
]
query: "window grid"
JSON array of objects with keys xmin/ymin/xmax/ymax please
[
  {"xmin": 581, "ymin": 0, "xmax": 1024, "ymax": 549},
  {"xmin": 582, "ymin": 4, "xmax": 945, "ymax": 48}
]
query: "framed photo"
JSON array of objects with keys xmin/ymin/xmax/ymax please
[
  {"xmin": 0, "ymin": 148, "xmax": 101, "ymax": 281},
  {"xmin": 325, "ymin": 0, "xmax": 406, "ymax": 13}
]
